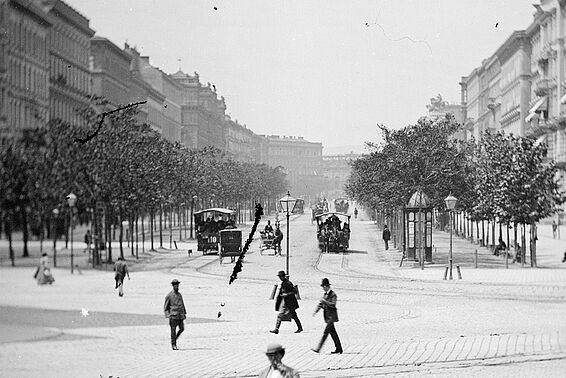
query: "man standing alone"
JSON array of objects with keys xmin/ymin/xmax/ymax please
[
  {"xmin": 382, "ymin": 225, "xmax": 391, "ymax": 250},
  {"xmin": 164, "ymin": 279, "xmax": 186, "ymax": 350},
  {"xmin": 270, "ymin": 271, "xmax": 303, "ymax": 334},
  {"xmin": 113, "ymin": 257, "xmax": 130, "ymax": 297}
]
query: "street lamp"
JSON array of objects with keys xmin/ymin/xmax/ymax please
[
  {"xmin": 66, "ymin": 192, "xmax": 77, "ymax": 274},
  {"xmin": 279, "ymin": 191, "xmax": 297, "ymax": 278},
  {"xmin": 444, "ymin": 193, "xmax": 457, "ymax": 280},
  {"xmin": 52, "ymin": 208, "xmax": 59, "ymax": 267}
]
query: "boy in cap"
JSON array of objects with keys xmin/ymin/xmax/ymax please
[
  {"xmin": 258, "ymin": 342, "xmax": 300, "ymax": 378},
  {"xmin": 270, "ymin": 270, "xmax": 303, "ymax": 334},
  {"xmin": 312, "ymin": 278, "xmax": 343, "ymax": 354},
  {"xmin": 164, "ymin": 279, "xmax": 186, "ymax": 350}
]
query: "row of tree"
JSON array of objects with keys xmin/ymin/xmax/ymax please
[
  {"xmin": 0, "ymin": 105, "xmax": 288, "ymax": 265},
  {"xmin": 346, "ymin": 115, "xmax": 565, "ymax": 266}
]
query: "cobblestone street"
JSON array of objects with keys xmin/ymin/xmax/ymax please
[{"xmin": 0, "ymin": 211, "xmax": 564, "ymax": 377}]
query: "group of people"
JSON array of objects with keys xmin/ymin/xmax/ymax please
[
  {"xmin": 198, "ymin": 216, "xmax": 236, "ymax": 234},
  {"xmin": 163, "ymin": 270, "xmax": 342, "ymax": 376},
  {"xmin": 269, "ymin": 271, "xmax": 342, "ymax": 354}
]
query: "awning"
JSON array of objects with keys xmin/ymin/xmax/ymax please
[
  {"xmin": 525, "ymin": 112, "xmax": 539, "ymax": 123},
  {"xmin": 525, "ymin": 96, "xmax": 547, "ymax": 123},
  {"xmin": 529, "ymin": 96, "xmax": 547, "ymax": 113},
  {"xmin": 534, "ymin": 134, "xmax": 548, "ymax": 146}
]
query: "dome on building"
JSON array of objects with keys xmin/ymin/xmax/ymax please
[{"xmin": 406, "ymin": 190, "xmax": 432, "ymax": 209}]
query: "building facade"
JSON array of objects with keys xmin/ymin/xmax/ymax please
[
  {"xmin": 459, "ymin": 0, "xmax": 566, "ymax": 214},
  {"xmin": 321, "ymin": 153, "xmax": 360, "ymax": 197},
  {"xmin": 2, "ymin": 0, "xmax": 51, "ymax": 134},
  {"xmin": 264, "ymin": 135, "xmax": 323, "ymax": 197},
  {"xmin": 42, "ymin": 0, "xmax": 94, "ymax": 126}
]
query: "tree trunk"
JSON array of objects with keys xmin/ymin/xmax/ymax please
[
  {"xmin": 521, "ymin": 223, "xmax": 526, "ymax": 267},
  {"xmin": 481, "ymin": 220, "xmax": 485, "ymax": 247},
  {"xmin": 135, "ymin": 212, "xmax": 139, "ymax": 260},
  {"xmin": 159, "ymin": 205, "xmax": 163, "ymax": 248},
  {"xmin": 130, "ymin": 214, "xmax": 135, "ymax": 257},
  {"xmin": 119, "ymin": 209, "xmax": 124, "ymax": 259},
  {"xmin": 6, "ymin": 211, "xmax": 15, "ymax": 266},
  {"xmin": 39, "ymin": 211, "xmax": 44, "ymax": 253},
  {"xmin": 150, "ymin": 209, "xmax": 155, "ymax": 251},
  {"xmin": 106, "ymin": 206, "xmax": 113, "ymax": 264},
  {"xmin": 530, "ymin": 222, "xmax": 537, "ymax": 267},
  {"xmin": 21, "ymin": 205, "xmax": 29, "ymax": 257},
  {"xmin": 141, "ymin": 212, "xmax": 145, "ymax": 254}
]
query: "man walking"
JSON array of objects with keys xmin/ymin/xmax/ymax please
[
  {"xmin": 113, "ymin": 256, "xmax": 130, "ymax": 297},
  {"xmin": 259, "ymin": 342, "xmax": 300, "ymax": 378},
  {"xmin": 312, "ymin": 278, "xmax": 343, "ymax": 354},
  {"xmin": 164, "ymin": 279, "xmax": 186, "ymax": 350},
  {"xmin": 382, "ymin": 225, "xmax": 391, "ymax": 250},
  {"xmin": 270, "ymin": 271, "xmax": 303, "ymax": 334}
]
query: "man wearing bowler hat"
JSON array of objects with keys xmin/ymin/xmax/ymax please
[
  {"xmin": 259, "ymin": 342, "xmax": 300, "ymax": 378},
  {"xmin": 312, "ymin": 278, "xmax": 343, "ymax": 354},
  {"xmin": 164, "ymin": 279, "xmax": 186, "ymax": 350},
  {"xmin": 270, "ymin": 270, "xmax": 303, "ymax": 334}
]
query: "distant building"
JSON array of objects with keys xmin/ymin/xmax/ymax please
[
  {"xmin": 425, "ymin": 93, "xmax": 465, "ymax": 139},
  {"xmin": 170, "ymin": 70, "xmax": 226, "ymax": 150},
  {"xmin": 263, "ymin": 135, "xmax": 323, "ymax": 197},
  {"xmin": 322, "ymin": 152, "xmax": 360, "ymax": 197},
  {"xmin": 42, "ymin": 0, "xmax": 94, "ymax": 126},
  {"xmin": 2, "ymin": 0, "xmax": 52, "ymax": 134},
  {"xmin": 90, "ymin": 37, "xmax": 131, "ymax": 107}
]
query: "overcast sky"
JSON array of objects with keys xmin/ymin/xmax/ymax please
[{"xmin": 67, "ymin": 0, "xmax": 536, "ymax": 154}]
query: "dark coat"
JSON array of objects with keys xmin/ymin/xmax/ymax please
[
  {"xmin": 275, "ymin": 279, "xmax": 299, "ymax": 311},
  {"xmin": 382, "ymin": 228, "xmax": 391, "ymax": 241},
  {"xmin": 316, "ymin": 289, "xmax": 339, "ymax": 323}
]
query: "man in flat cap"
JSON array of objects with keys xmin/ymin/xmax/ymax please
[
  {"xmin": 270, "ymin": 270, "xmax": 303, "ymax": 334},
  {"xmin": 258, "ymin": 342, "xmax": 300, "ymax": 378},
  {"xmin": 164, "ymin": 279, "xmax": 186, "ymax": 350},
  {"xmin": 312, "ymin": 278, "xmax": 343, "ymax": 354}
]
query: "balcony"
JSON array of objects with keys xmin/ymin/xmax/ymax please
[{"xmin": 534, "ymin": 77, "xmax": 556, "ymax": 96}]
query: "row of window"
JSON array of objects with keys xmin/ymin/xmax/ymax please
[
  {"xmin": 51, "ymin": 97, "xmax": 81, "ymax": 125},
  {"xmin": 50, "ymin": 56, "xmax": 90, "ymax": 94},
  {"xmin": 8, "ymin": 98, "xmax": 47, "ymax": 129},
  {"xmin": 51, "ymin": 24, "xmax": 90, "ymax": 66},
  {"xmin": 7, "ymin": 17, "xmax": 48, "ymax": 64},
  {"xmin": 8, "ymin": 58, "xmax": 49, "ymax": 98}
]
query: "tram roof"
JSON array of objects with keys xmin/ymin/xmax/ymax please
[
  {"xmin": 315, "ymin": 212, "xmax": 351, "ymax": 219},
  {"xmin": 194, "ymin": 208, "xmax": 235, "ymax": 215}
]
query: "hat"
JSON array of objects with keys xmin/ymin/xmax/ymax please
[
  {"xmin": 171, "ymin": 279, "xmax": 181, "ymax": 285},
  {"xmin": 320, "ymin": 278, "xmax": 331, "ymax": 287},
  {"xmin": 265, "ymin": 342, "xmax": 285, "ymax": 355},
  {"xmin": 277, "ymin": 270, "xmax": 286, "ymax": 277}
]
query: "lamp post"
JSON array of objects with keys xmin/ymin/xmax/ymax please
[
  {"xmin": 52, "ymin": 208, "xmax": 59, "ymax": 267},
  {"xmin": 444, "ymin": 193, "xmax": 457, "ymax": 280},
  {"xmin": 279, "ymin": 191, "xmax": 297, "ymax": 278},
  {"xmin": 66, "ymin": 192, "xmax": 77, "ymax": 274}
]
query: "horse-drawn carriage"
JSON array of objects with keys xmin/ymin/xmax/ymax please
[
  {"xmin": 260, "ymin": 221, "xmax": 283, "ymax": 255},
  {"xmin": 315, "ymin": 212, "xmax": 351, "ymax": 253},
  {"xmin": 194, "ymin": 208, "xmax": 237, "ymax": 255},
  {"xmin": 219, "ymin": 228, "xmax": 242, "ymax": 264},
  {"xmin": 293, "ymin": 198, "xmax": 305, "ymax": 214},
  {"xmin": 311, "ymin": 199, "xmax": 328, "ymax": 222},
  {"xmin": 334, "ymin": 198, "xmax": 349, "ymax": 214}
]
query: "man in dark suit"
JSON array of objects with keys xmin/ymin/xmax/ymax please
[
  {"xmin": 312, "ymin": 278, "xmax": 343, "ymax": 354},
  {"xmin": 382, "ymin": 225, "xmax": 391, "ymax": 250},
  {"xmin": 270, "ymin": 271, "xmax": 303, "ymax": 334}
]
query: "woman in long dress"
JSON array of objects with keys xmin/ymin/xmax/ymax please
[{"xmin": 36, "ymin": 253, "xmax": 55, "ymax": 285}]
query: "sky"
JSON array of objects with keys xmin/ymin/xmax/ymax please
[{"xmin": 66, "ymin": 0, "xmax": 537, "ymax": 154}]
